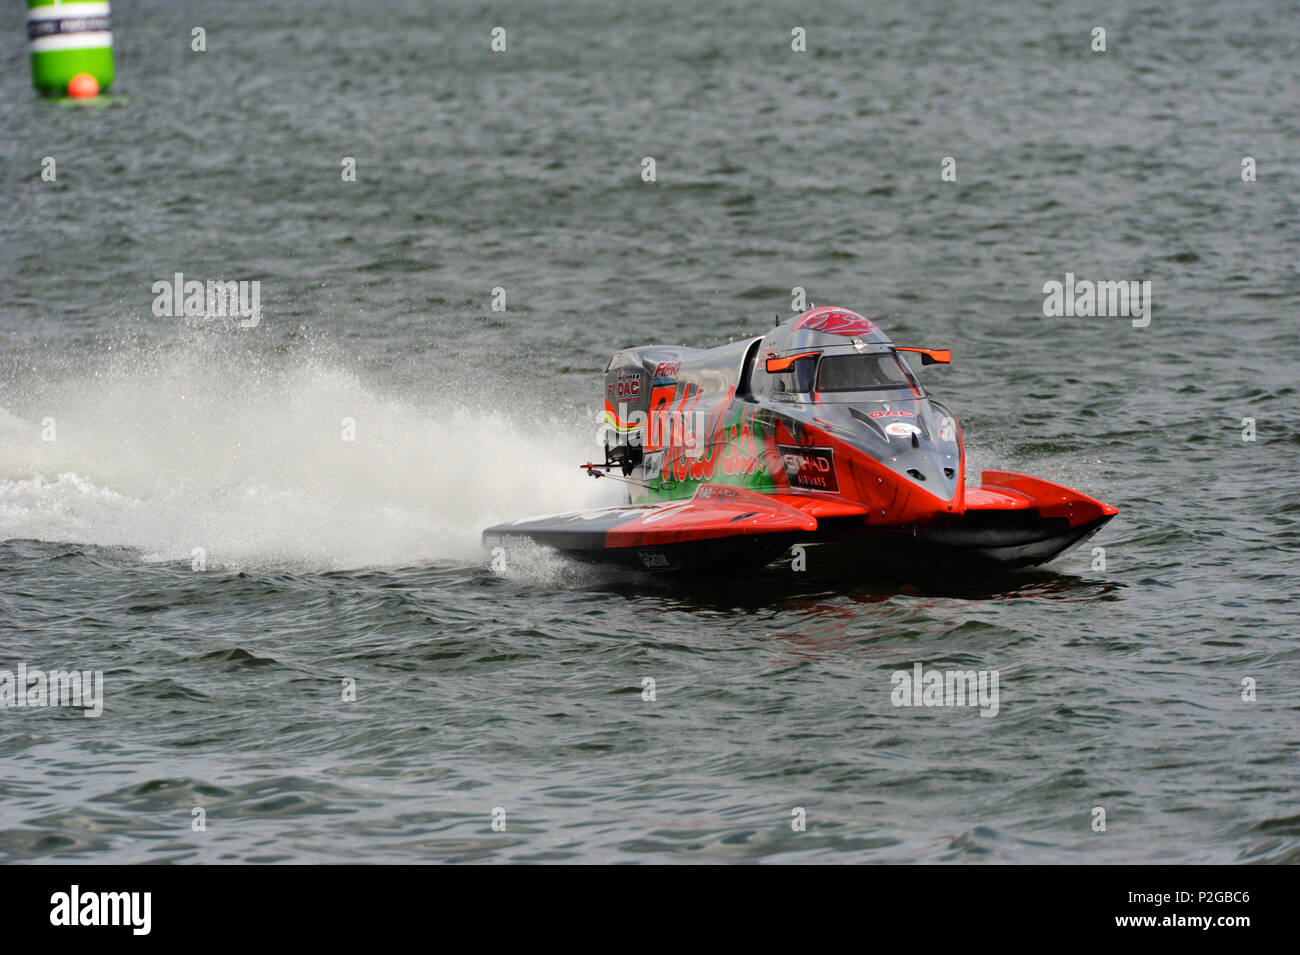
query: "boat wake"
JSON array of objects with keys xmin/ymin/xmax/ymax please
[{"xmin": 0, "ymin": 345, "xmax": 615, "ymax": 571}]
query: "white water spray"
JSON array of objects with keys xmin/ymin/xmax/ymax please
[{"xmin": 0, "ymin": 347, "xmax": 616, "ymax": 570}]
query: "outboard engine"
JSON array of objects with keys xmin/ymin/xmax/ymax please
[{"xmin": 602, "ymin": 351, "xmax": 653, "ymax": 475}]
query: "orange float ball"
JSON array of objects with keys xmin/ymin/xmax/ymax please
[{"xmin": 67, "ymin": 73, "xmax": 100, "ymax": 98}]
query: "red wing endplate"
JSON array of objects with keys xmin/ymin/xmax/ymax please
[
  {"xmin": 968, "ymin": 470, "xmax": 1118, "ymax": 528},
  {"xmin": 482, "ymin": 484, "xmax": 816, "ymax": 570},
  {"xmin": 908, "ymin": 469, "xmax": 1118, "ymax": 567}
]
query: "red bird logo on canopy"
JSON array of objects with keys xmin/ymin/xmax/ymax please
[{"xmin": 793, "ymin": 307, "xmax": 876, "ymax": 336}]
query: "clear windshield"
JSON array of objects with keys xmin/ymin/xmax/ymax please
[{"xmin": 816, "ymin": 353, "xmax": 919, "ymax": 393}]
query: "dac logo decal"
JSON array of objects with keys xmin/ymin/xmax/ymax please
[{"xmin": 612, "ymin": 369, "xmax": 642, "ymax": 400}]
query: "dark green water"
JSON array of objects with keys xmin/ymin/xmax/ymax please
[{"xmin": 2, "ymin": 0, "xmax": 1298, "ymax": 862}]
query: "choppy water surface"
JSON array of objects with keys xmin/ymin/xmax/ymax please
[{"xmin": 2, "ymin": 1, "xmax": 1299, "ymax": 863}]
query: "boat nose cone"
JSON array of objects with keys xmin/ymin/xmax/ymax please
[{"xmin": 898, "ymin": 451, "xmax": 960, "ymax": 502}]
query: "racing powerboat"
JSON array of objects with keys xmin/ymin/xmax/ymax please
[{"xmin": 483, "ymin": 307, "xmax": 1117, "ymax": 573}]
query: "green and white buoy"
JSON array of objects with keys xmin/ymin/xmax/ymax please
[{"xmin": 27, "ymin": 0, "xmax": 114, "ymax": 97}]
